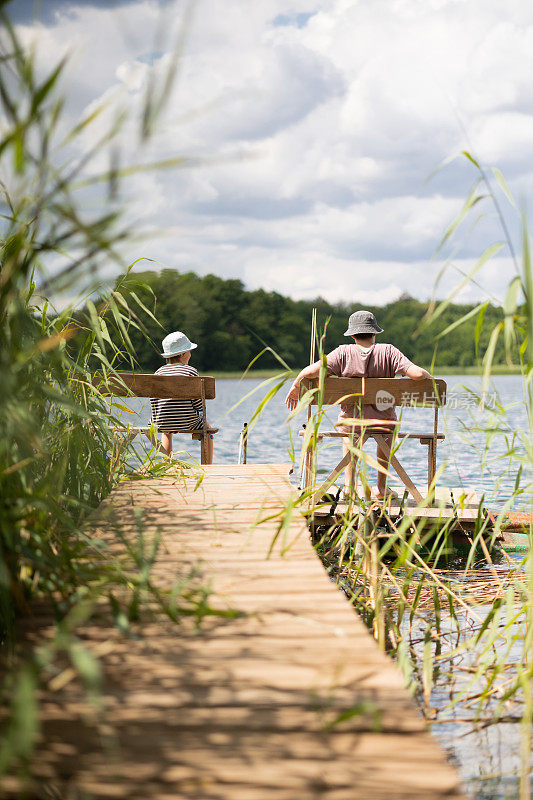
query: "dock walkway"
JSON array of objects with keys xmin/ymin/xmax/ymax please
[{"xmin": 7, "ymin": 464, "xmax": 464, "ymax": 799}]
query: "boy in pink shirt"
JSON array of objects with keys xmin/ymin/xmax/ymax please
[{"xmin": 285, "ymin": 310, "xmax": 431, "ymax": 499}]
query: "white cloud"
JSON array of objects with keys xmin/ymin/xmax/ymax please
[
  {"xmin": 8, "ymin": 0, "xmax": 533, "ymax": 305},
  {"xmin": 472, "ymin": 112, "xmax": 533, "ymax": 163}
]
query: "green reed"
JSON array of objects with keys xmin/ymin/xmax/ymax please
[
  {"xmin": 259, "ymin": 321, "xmax": 530, "ymax": 774},
  {"xmin": 244, "ymin": 154, "xmax": 532, "ymax": 797},
  {"xmin": 325, "ymin": 155, "xmax": 531, "ymax": 798},
  {"xmin": 0, "ymin": 10, "xmax": 221, "ymax": 777}
]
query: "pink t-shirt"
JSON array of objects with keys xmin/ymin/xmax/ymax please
[{"xmin": 326, "ymin": 343, "xmax": 413, "ymax": 422}]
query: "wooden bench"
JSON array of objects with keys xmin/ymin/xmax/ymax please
[
  {"xmin": 97, "ymin": 373, "xmax": 218, "ymax": 464},
  {"xmin": 299, "ymin": 376, "xmax": 447, "ymax": 505}
]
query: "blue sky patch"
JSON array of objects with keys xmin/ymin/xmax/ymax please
[{"xmin": 273, "ymin": 11, "xmax": 315, "ymax": 28}]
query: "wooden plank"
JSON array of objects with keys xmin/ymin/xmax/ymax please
[
  {"xmin": 301, "ymin": 377, "xmax": 447, "ymax": 407},
  {"xmin": 96, "ymin": 373, "xmax": 216, "ymax": 399},
  {"xmin": 317, "ymin": 431, "xmax": 446, "ymax": 440},
  {"xmin": 11, "ymin": 464, "xmax": 464, "ymax": 800}
]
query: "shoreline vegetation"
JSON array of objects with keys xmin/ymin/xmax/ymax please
[
  {"xmin": 107, "ymin": 268, "xmax": 521, "ymax": 374},
  {"xmin": 220, "ymin": 365, "xmax": 522, "ymax": 378},
  {"xmin": 178, "ymin": 365, "xmax": 524, "ymax": 379}
]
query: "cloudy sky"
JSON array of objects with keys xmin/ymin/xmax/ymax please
[{"xmin": 8, "ymin": 0, "xmax": 533, "ymax": 305}]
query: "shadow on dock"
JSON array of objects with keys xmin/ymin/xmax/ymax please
[{"xmin": 3, "ymin": 465, "xmax": 465, "ymax": 800}]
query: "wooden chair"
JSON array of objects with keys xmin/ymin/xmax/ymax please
[
  {"xmin": 299, "ymin": 377, "xmax": 447, "ymax": 505},
  {"xmin": 98, "ymin": 373, "xmax": 218, "ymax": 465}
]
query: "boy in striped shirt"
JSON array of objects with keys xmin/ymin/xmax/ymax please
[{"xmin": 150, "ymin": 331, "xmax": 214, "ymax": 463}]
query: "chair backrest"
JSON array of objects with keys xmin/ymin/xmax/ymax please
[
  {"xmin": 300, "ymin": 377, "xmax": 446, "ymax": 408},
  {"xmin": 97, "ymin": 373, "xmax": 216, "ymax": 400}
]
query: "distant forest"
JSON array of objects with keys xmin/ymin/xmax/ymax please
[{"xmin": 114, "ymin": 269, "xmax": 518, "ymax": 372}]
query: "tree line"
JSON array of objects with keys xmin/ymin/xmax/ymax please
[{"xmin": 111, "ymin": 268, "xmax": 517, "ymax": 372}]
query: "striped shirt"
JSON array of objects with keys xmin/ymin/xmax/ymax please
[{"xmin": 150, "ymin": 364, "xmax": 203, "ymax": 433}]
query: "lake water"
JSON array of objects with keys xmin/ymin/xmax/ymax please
[{"xmin": 127, "ymin": 374, "xmax": 531, "ymax": 511}]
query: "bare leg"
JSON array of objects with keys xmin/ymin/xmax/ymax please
[
  {"xmin": 376, "ymin": 435, "xmax": 392, "ymax": 497},
  {"xmin": 343, "ymin": 437, "xmax": 358, "ymax": 496},
  {"xmin": 161, "ymin": 432, "xmax": 173, "ymax": 456}
]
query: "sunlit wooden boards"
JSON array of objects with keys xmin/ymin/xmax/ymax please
[{"xmin": 4, "ymin": 464, "xmax": 464, "ymax": 800}]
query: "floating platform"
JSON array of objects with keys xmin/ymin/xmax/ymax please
[
  {"xmin": 311, "ymin": 485, "xmax": 483, "ymax": 523},
  {"xmin": 310, "ymin": 486, "xmax": 533, "ymax": 554},
  {"xmin": 5, "ymin": 464, "xmax": 464, "ymax": 800},
  {"xmin": 307, "ymin": 485, "xmax": 503, "ymax": 552}
]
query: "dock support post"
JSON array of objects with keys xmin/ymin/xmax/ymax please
[
  {"xmin": 238, "ymin": 422, "xmax": 248, "ymax": 465},
  {"xmin": 200, "ymin": 380, "xmax": 209, "ymax": 465}
]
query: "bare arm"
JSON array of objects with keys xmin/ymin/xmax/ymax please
[
  {"xmin": 404, "ymin": 363, "xmax": 432, "ymax": 380},
  {"xmin": 284, "ymin": 360, "xmax": 322, "ymax": 411}
]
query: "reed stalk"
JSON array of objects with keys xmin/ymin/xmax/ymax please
[
  {"xmin": 0, "ymin": 11, "xmax": 220, "ymax": 775},
  {"xmin": 245, "ymin": 153, "xmax": 533, "ymax": 797}
]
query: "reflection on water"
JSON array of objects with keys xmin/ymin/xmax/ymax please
[{"xmin": 125, "ymin": 374, "xmax": 531, "ymax": 511}]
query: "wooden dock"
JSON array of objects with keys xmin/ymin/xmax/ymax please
[
  {"xmin": 312, "ymin": 485, "xmax": 485, "ymax": 534},
  {"xmin": 6, "ymin": 464, "xmax": 464, "ymax": 799}
]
